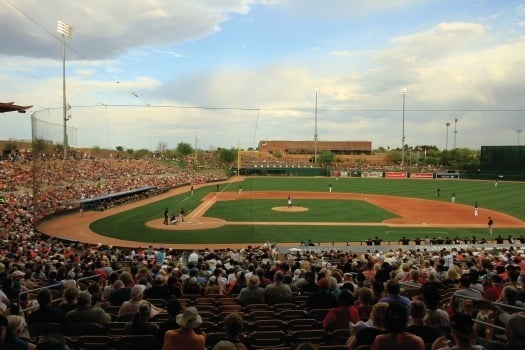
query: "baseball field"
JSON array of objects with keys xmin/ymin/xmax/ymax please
[{"xmin": 37, "ymin": 176, "xmax": 525, "ymax": 249}]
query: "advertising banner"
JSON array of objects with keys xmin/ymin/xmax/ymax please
[
  {"xmin": 436, "ymin": 172, "xmax": 460, "ymax": 179},
  {"xmin": 410, "ymin": 173, "xmax": 434, "ymax": 179},
  {"xmin": 385, "ymin": 172, "xmax": 408, "ymax": 179}
]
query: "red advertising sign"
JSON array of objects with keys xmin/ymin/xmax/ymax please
[{"xmin": 385, "ymin": 172, "xmax": 408, "ymax": 178}]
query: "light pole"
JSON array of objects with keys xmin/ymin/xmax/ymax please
[
  {"xmin": 57, "ymin": 20, "xmax": 72, "ymax": 159},
  {"xmin": 453, "ymin": 118, "xmax": 458, "ymax": 149},
  {"xmin": 445, "ymin": 122, "xmax": 450, "ymax": 150},
  {"xmin": 314, "ymin": 90, "xmax": 318, "ymax": 164},
  {"xmin": 517, "ymin": 129, "xmax": 523, "ymax": 145},
  {"xmin": 400, "ymin": 88, "xmax": 408, "ymax": 167}
]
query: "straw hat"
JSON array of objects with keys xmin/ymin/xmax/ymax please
[{"xmin": 176, "ymin": 307, "xmax": 202, "ymax": 329}]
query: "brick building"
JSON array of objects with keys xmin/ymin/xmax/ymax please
[{"xmin": 257, "ymin": 140, "xmax": 372, "ymax": 155}]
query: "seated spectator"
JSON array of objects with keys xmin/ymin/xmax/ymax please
[
  {"xmin": 158, "ymin": 298, "xmax": 182, "ymax": 342},
  {"xmin": 451, "ymin": 276, "xmax": 483, "ymax": 313},
  {"xmin": 6, "ymin": 315, "xmax": 36, "ymax": 350},
  {"xmin": 238, "ymin": 275, "xmax": 265, "ymax": 306},
  {"xmin": 64, "ymin": 290, "xmax": 111, "ymax": 326},
  {"xmin": 379, "ymin": 280, "xmax": 411, "ymax": 308},
  {"xmin": 204, "ymin": 276, "xmax": 225, "ymax": 296},
  {"xmin": 421, "ymin": 285, "xmax": 450, "ymax": 331},
  {"xmin": 183, "ymin": 277, "xmax": 202, "ymax": 296},
  {"xmin": 212, "ymin": 312, "xmax": 247, "ymax": 350},
  {"xmin": 108, "ymin": 280, "xmax": 132, "ymax": 307},
  {"xmin": 162, "ymin": 307, "xmax": 205, "ymax": 350},
  {"xmin": 228, "ymin": 271, "xmax": 247, "ymax": 295},
  {"xmin": 406, "ymin": 300, "xmax": 440, "ymax": 344},
  {"xmin": 264, "ymin": 271, "xmax": 292, "ymax": 305},
  {"xmin": 299, "ymin": 271, "xmax": 319, "ymax": 294},
  {"xmin": 355, "ymin": 287, "xmax": 374, "ymax": 319},
  {"xmin": 144, "ymin": 274, "xmax": 172, "ymax": 301},
  {"xmin": 477, "ymin": 312, "xmax": 525, "ymax": 350},
  {"xmin": 58, "ymin": 286, "xmax": 79, "ymax": 314},
  {"xmin": 497, "ymin": 285, "xmax": 524, "ymax": 307},
  {"xmin": 27, "ymin": 289, "xmax": 65, "ymax": 326},
  {"xmin": 119, "ymin": 285, "xmax": 148, "ymax": 318},
  {"xmin": 323, "ymin": 289, "xmax": 360, "ymax": 332},
  {"xmin": 483, "ymin": 275, "xmax": 504, "ymax": 302},
  {"xmin": 306, "ymin": 277, "xmax": 337, "ymax": 310},
  {"xmin": 347, "ymin": 302, "xmax": 389, "ymax": 350},
  {"xmin": 371, "ymin": 302, "xmax": 424, "ymax": 350},
  {"xmin": 0, "ymin": 315, "xmax": 7, "ymax": 347},
  {"xmin": 124, "ymin": 303, "xmax": 159, "ymax": 336},
  {"xmin": 433, "ymin": 313, "xmax": 485, "ymax": 350}
]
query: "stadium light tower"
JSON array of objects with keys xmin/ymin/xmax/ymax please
[
  {"xmin": 445, "ymin": 122, "xmax": 451, "ymax": 150},
  {"xmin": 453, "ymin": 118, "xmax": 458, "ymax": 149},
  {"xmin": 400, "ymin": 88, "xmax": 408, "ymax": 167},
  {"xmin": 314, "ymin": 90, "xmax": 319, "ymax": 164},
  {"xmin": 57, "ymin": 20, "xmax": 72, "ymax": 159},
  {"xmin": 517, "ymin": 129, "xmax": 523, "ymax": 145}
]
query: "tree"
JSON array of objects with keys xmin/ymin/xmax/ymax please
[
  {"xmin": 116, "ymin": 146, "xmax": 124, "ymax": 152},
  {"xmin": 176, "ymin": 142, "xmax": 194, "ymax": 156},
  {"xmin": 32, "ymin": 138, "xmax": 49, "ymax": 154},
  {"xmin": 319, "ymin": 151, "xmax": 336, "ymax": 165},
  {"xmin": 133, "ymin": 148, "xmax": 150, "ymax": 158},
  {"xmin": 218, "ymin": 148, "xmax": 235, "ymax": 163},
  {"xmin": 3, "ymin": 140, "xmax": 18, "ymax": 153}
]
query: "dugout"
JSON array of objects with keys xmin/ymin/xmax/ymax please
[{"xmin": 234, "ymin": 166, "xmax": 326, "ymax": 176}]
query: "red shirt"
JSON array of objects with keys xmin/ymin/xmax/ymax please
[{"xmin": 323, "ymin": 305, "xmax": 360, "ymax": 332}]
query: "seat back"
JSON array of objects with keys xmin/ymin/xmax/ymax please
[{"xmin": 246, "ymin": 330, "xmax": 288, "ymax": 349}]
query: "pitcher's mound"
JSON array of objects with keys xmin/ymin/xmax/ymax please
[{"xmin": 272, "ymin": 206, "xmax": 309, "ymax": 212}]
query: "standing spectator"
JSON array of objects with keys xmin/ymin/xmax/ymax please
[{"xmin": 162, "ymin": 307, "xmax": 205, "ymax": 350}]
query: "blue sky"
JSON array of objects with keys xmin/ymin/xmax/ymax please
[{"xmin": 1, "ymin": 0, "xmax": 524, "ymax": 151}]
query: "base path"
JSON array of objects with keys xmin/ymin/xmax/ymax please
[{"xmin": 37, "ymin": 185, "xmax": 525, "ymax": 250}]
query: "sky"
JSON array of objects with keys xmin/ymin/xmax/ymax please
[{"xmin": 1, "ymin": 0, "xmax": 525, "ymax": 152}]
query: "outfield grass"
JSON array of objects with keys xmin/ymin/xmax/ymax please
[{"xmin": 89, "ymin": 177, "xmax": 525, "ymax": 245}]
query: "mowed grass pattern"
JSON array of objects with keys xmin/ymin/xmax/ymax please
[
  {"xmin": 90, "ymin": 177, "xmax": 525, "ymax": 244},
  {"xmin": 205, "ymin": 199, "xmax": 397, "ymax": 222}
]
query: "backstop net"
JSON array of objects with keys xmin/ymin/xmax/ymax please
[{"xmin": 31, "ymin": 112, "xmax": 78, "ymax": 214}]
